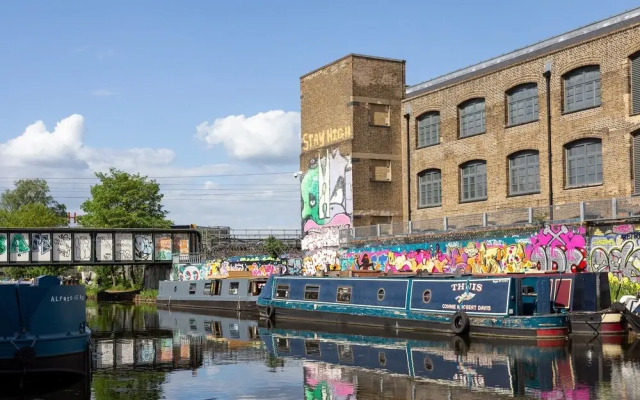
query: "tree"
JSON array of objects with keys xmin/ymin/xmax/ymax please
[
  {"xmin": 264, "ymin": 236, "xmax": 285, "ymax": 259},
  {"xmin": 1, "ymin": 203, "xmax": 67, "ymax": 227},
  {"xmin": 0, "ymin": 179, "xmax": 67, "ymax": 217},
  {"xmin": 79, "ymin": 168, "xmax": 172, "ymax": 228},
  {"xmin": 79, "ymin": 168, "xmax": 173, "ymax": 287}
]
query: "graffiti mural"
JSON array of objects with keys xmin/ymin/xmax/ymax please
[
  {"xmin": 134, "ymin": 234, "xmax": 153, "ymax": 260},
  {"xmin": 155, "ymin": 235, "xmax": 172, "ymax": 260},
  {"xmin": 53, "ymin": 233, "xmax": 72, "ymax": 261},
  {"xmin": 0, "ymin": 233, "xmax": 6, "ymax": 262},
  {"xmin": 340, "ymin": 225, "xmax": 586, "ymax": 275},
  {"xmin": 74, "ymin": 233, "xmax": 91, "ymax": 261},
  {"xmin": 31, "ymin": 233, "xmax": 52, "ymax": 262},
  {"xmin": 115, "ymin": 233, "xmax": 133, "ymax": 261},
  {"xmin": 96, "ymin": 233, "xmax": 113, "ymax": 261},
  {"xmin": 171, "ymin": 255, "xmax": 302, "ymax": 281},
  {"xmin": 301, "ymin": 148, "xmax": 352, "ymax": 233},
  {"xmin": 589, "ymin": 224, "xmax": 640, "ymax": 277},
  {"xmin": 10, "ymin": 233, "xmax": 30, "ymax": 262}
]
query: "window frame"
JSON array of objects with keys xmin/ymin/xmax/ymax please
[
  {"xmin": 275, "ymin": 284, "xmax": 290, "ymax": 299},
  {"xmin": 460, "ymin": 160, "xmax": 488, "ymax": 202},
  {"xmin": 565, "ymin": 139, "xmax": 603, "ymax": 188},
  {"xmin": 304, "ymin": 285, "xmax": 320, "ymax": 300},
  {"xmin": 631, "ymin": 53, "xmax": 640, "ymax": 116},
  {"xmin": 506, "ymin": 83, "xmax": 539, "ymax": 126},
  {"xmin": 228, "ymin": 281, "xmax": 239, "ymax": 295},
  {"xmin": 563, "ymin": 65, "xmax": 601, "ymax": 114},
  {"xmin": 416, "ymin": 111, "xmax": 440, "ymax": 148},
  {"xmin": 459, "ymin": 98, "xmax": 486, "ymax": 138},
  {"xmin": 188, "ymin": 283, "xmax": 196, "ymax": 295},
  {"xmin": 508, "ymin": 151, "xmax": 540, "ymax": 196},
  {"xmin": 418, "ymin": 169, "xmax": 442, "ymax": 208},
  {"xmin": 336, "ymin": 286, "xmax": 352, "ymax": 303}
]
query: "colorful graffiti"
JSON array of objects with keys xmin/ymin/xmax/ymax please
[
  {"xmin": 589, "ymin": 225, "xmax": 640, "ymax": 277},
  {"xmin": 301, "ymin": 148, "xmax": 352, "ymax": 233},
  {"xmin": 0, "ymin": 234, "xmax": 6, "ymax": 257},
  {"xmin": 340, "ymin": 224, "xmax": 586, "ymax": 275},
  {"xmin": 304, "ymin": 363, "xmax": 356, "ymax": 400},
  {"xmin": 171, "ymin": 256, "xmax": 303, "ymax": 281}
]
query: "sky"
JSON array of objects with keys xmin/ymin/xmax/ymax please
[{"xmin": 0, "ymin": 1, "xmax": 638, "ymax": 230}]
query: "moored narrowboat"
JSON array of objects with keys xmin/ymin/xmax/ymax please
[
  {"xmin": 257, "ymin": 274, "xmax": 569, "ymax": 339},
  {"xmin": 157, "ymin": 273, "xmax": 268, "ymax": 313},
  {"xmin": 0, "ymin": 275, "xmax": 91, "ymax": 376}
]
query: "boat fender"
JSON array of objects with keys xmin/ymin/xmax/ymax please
[
  {"xmin": 265, "ymin": 318, "xmax": 274, "ymax": 330},
  {"xmin": 450, "ymin": 311, "xmax": 470, "ymax": 335},
  {"xmin": 266, "ymin": 305, "xmax": 275, "ymax": 320}
]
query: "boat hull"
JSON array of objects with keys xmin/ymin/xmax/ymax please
[
  {"xmin": 157, "ymin": 298, "xmax": 257, "ymax": 312},
  {"xmin": 157, "ymin": 278, "xmax": 266, "ymax": 312}
]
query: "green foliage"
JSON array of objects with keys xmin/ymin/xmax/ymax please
[
  {"xmin": 609, "ymin": 274, "xmax": 640, "ymax": 302},
  {"xmin": 0, "ymin": 179, "xmax": 67, "ymax": 217},
  {"xmin": 79, "ymin": 168, "xmax": 172, "ymax": 228},
  {"xmin": 264, "ymin": 235, "xmax": 285, "ymax": 259},
  {"xmin": 139, "ymin": 289, "xmax": 158, "ymax": 299},
  {"xmin": 2, "ymin": 266, "xmax": 68, "ymax": 280},
  {"xmin": 1, "ymin": 203, "xmax": 67, "ymax": 227}
]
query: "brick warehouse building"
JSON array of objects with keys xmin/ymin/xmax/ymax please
[{"xmin": 299, "ymin": 8, "xmax": 640, "ymax": 263}]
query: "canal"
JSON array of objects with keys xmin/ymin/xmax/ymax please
[{"xmin": 11, "ymin": 303, "xmax": 640, "ymax": 400}]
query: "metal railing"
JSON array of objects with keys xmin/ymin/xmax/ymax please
[{"xmin": 339, "ymin": 196, "xmax": 640, "ymax": 244}]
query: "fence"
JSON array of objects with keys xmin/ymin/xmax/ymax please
[{"xmin": 339, "ymin": 196, "xmax": 640, "ymax": 245}]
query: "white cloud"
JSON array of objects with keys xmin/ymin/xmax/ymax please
[
  {"xmin": 0, "ymin": 114, "xmax": 301, "ymax": 229},
  {"xmin": 91, "ymin": 89, "xmax": 116, "ymax": 97},
  {"xmin": 195, "ymin": 110, "xmax": 300, "ymax": 164}
]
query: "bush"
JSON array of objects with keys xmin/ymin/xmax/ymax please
[
  {"xmin": 609, "ymin": 273, "xmax": 640, "ymax": 302},
  {"xmin": 139, "ymin": 289, "xmax": 158, "ymax": 300}
]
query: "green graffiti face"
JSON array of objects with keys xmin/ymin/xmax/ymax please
[
  {"xmin": 0, "ymin": 235, "xmax": 5, "ymax": 255},
  {"xmin": 10, "ymin": 234, "xmax": 29, "ymax": 254},
  {"xmin": 301, "ymin": 165, "xmax": 321, "ymax": 225}
]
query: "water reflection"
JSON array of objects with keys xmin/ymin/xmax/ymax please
[{"xmin": 16, "ymin": 304, "xmax": 640, "ymax": 399}]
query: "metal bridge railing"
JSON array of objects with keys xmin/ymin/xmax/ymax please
[{"xmin": 339, "ymin": 196, "xmax": 640, "ymax": 245}]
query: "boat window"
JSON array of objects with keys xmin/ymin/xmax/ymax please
[
  {"xmin": 213, "ymin": 280, "xmax": 221, "ymax": 295},
  {"xmin": 277, "ymin": 338, "xmax": 290, "ymax": 353},
  {"xmin": 423, "ymin": 289, "xmax": 432, "ymax": 303},
  {"xmin": 250, "ymin": 281, "xmax": 266, "ymax": 296},
  {"xmin": 229, "ymin": 323, "xmax": 240, "ymax": 339},
  {"xmin": 248, "ymin": 326, "xmax": 259, "ymax": 339},
  {"xmin": 203, "ymin": 282, "xmax": 212, "ymax": 295},
  {"xmin": 338, "ymin": 345, "xmax": 353, "ymax": 363},
  {"xmin": 204, "ymin": 321, "xmax": 212, "ymax": 333},
  {"xmin": 424, "ymin": 356, "xmax": 433, "ymax": 371},
  {"xmin": 305, "ymin": 340, "xmax": 321, "ymax": 356},
  {"xmin": 189, "ymin": 318, "xmax": 197, "ymax": 331},
  {"xmin": 229, "ymin": 282, "xmax": 239, "ymax": 295},
  {"xmin": 522, "ymin": 285, "xmax": 536, "ymax": 295},
  {"xmin": 337, "ymin": 286, "xmax": 352, "ymax": 303},
  {"xmin": 377, "ymin": 288, "xmax": 385, "ymax": 301},
  {"xmin": 304, "ymin": 285, "xmax": 320, "ymax": 300},
  {"xmin": 379, "ymin": 352, "xmax": 386, "ymax": 366},
  {"xmin": 189, "ymin": 283, "xmax": 196, "ymax": 295},
  {"xmin": 275, "ymin": 284, "xmax": 289, "ymax": 299},
  {"xmin": 213, "ymin": 321, "xmax": 222, "ymax": 337}
]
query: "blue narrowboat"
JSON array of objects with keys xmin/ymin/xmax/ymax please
[
  {"xmin": 257, "ymin": 274, "xmax": 569, "ymax": 339},
  {"xmin": 261, "ymin": 327, "xmax": 568, "ymax": 397},
  {"xmin": 0, "ymin": 276, "xmax": 91, "ymax": 376}
]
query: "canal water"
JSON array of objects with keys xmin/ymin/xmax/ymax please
[{"xmin": 7, "ymin": 303, "xmax": 640, "ymax": 400}]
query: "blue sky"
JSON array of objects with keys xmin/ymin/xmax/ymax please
[{"xmin": 0, "ymin": 1, "xmax": 638, "ymax": 229}]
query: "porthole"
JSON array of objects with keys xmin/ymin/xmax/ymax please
[
  {"xmin": 423, "ymin": 289, "xmax": 432, "ymax": 303},
  {"xmin": 424, "ymin": 356, "xmax": 433, "ymax": 371},
  {"xmin": 379, "ymin": 352, "xmax": 386, "ymax": 366},
  {"xmin": 377, "ymin": 288, "xmax": 385, "ymax": 301}
]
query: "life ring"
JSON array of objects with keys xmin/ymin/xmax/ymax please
[
  {"xmin": 450, "ymin": 311, "xmax": 470, "ymax": 335},
  {"xmin": 265, "ymin": 305, "xmax": 275, "ymax": 320}
]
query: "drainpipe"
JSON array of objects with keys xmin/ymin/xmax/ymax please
[
  {"xmin": 543, "ymin": 61, "xmax": 553, "ymax": 221},
  {"xmin": 404, "ymin": 104, "xmax": 412, "ymax": 222}
]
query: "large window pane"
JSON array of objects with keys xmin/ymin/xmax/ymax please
[
  {"xmin": 566, "ymin": 140, "xmax": 602, "ymax": 187},
  {"xmin": 460, "ymin": 161, "xmax": 487, "ymax": 201},
  {"xmin": 507, "ymin": 83, "xmax": 538, "ymax": 125},
  {"xmin": 509, "ymin": 151, "xmax": 540, "ymax": 195},
  {"xmin": 459, "ymin": 99, "xmax": 486, "ymax": 138},
  {"xmin": 418, "ymin": 170, "xmax": 441, "ymax": 207},
  {"xmin": 564, "ymin": 66, "xmax": 601, "ymax": 112},
  {"xmin": 417, "ymin": 112, "xmax": 440, "ymax": 148}
]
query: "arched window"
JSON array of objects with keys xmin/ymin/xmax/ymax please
[
  {"xmin": 507, "ymin": 83, "xmax": 538, "ymax": 125},
  {"xmin": 417, "ymin": 112, "xmax": 440, "ymax": 148},
  {"xmin": 418, "ymin": 169, "xmax": 441, "ymax": 207},
  {"xmin": 564, "ymin": 66, "xmax": 601, "ymax": 113},
  {"xmin": 565, "ymin": 139, "xmax": 602, "ymax": 187},
  {"xmin": 460, "ymin": 161, "xmax": 487, "ymax": 202},
  {"xmin": 508, "ymin": 151, "xmax": 540, "ymax": 195},
  {"xmin": 459, "ymin": 99, "xmax": 485, "ymax": 138}
]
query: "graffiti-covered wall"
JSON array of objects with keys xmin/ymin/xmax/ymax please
[
  {"xmin": 300, "ymin": 147, "xmax": 353, "ymax": 275},
  {"xmin": 171, "ymin": 255, "xmax": 302, "ymax": 281},
  {"xmin": 341, "ymin": 224, "xmax": 587, "ymax": 275},
  {"xmin": 589, "ymin": 224, "xmax": 640, "ymax": 278}
]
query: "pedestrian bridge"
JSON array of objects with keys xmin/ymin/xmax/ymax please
[{"xmin": 0, "ymin": 228, "xmax": 200, "ymax": 267}]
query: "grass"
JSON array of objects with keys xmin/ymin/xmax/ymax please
[{"xmin": 138, "ymin": 289, "xmax": 158, "ymax": 300}]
